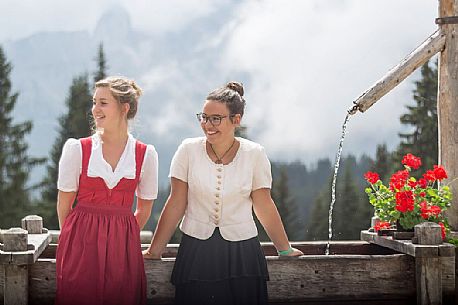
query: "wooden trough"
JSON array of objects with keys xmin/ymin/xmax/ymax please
[{"xmin": 1, "ymin": 216, "xmax": 456, "ymax": 305}]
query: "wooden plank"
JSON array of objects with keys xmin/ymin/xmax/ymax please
[
  {"xmin": 4, "ymin": 264, "xmax": 28, "ymax": 305},
  {"xmin": 267, "ymin": 254, "xmax": 416, "ymax": 301},
  {"xmin": 144, "ymin": 258, "xmax": 175, "ymax": 304},
  {"xmin": 456, "ymin": 247, "xmax": 458, "ymax": 305},
  {"xmin": 28, "ymin": 259, "xmax": 55, "ymax": 305},
  {"xmin": 441, "ymin": 256, "xmax": 455, "ymax": 304},
  {"xmin": 361, "ymin": 230, "xmax": 455, "ymax": 258},
  {"xmin": 416, "ymin": 257, "xmax": 442, "ymax": 305},
  {"xmin": 0, "ymin": 233, "xmax": 52, "ymax": 265},
  {"xmin": 39, "ymin": 240, "xmax": 399, "ymax": 258},
  {"xmin": 14, "ymin": 254, "xmax": 418, "ymax": 304},
  {"xmin": 48, "ymin": 230, "xmax": 154, "ymax": 244},
  {"xmin": 142, "ymin": 254, "xmax": 417, "ymax": 304},
  {"xmin": 353, "ymin": 29, "xmax": 445, "ymax": 113}
]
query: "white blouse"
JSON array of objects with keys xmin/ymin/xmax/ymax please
[
  {"xmin": 57, "ymin": 133, "xmax": 158, "ymax": 200},
  {"xmin": 170, "ymin": 137, "xmax": 272, "ymax": 241}
]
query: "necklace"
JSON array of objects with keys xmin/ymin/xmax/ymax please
[{"xmin": 209, "ymin": 139, "xmax": 236, "ymax": 164}]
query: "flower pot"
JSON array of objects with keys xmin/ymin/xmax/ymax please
[
  {"xmin": 377, "ymin": 228, "xmax": 396, "ymax": 237},
  {"xmin": 393, "ymin": 220, "xmax": 415, "ymax": 240}
]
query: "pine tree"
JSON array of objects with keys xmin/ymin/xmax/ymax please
[
  {"xmin": 305, "ymin": 183, "xmax": 330, "ymax": 241},
  {"xmin": 332, "ymin": 157, "xmax": 371, "ymax": 240},
  {"xmin": 0, "ymin": 46, "xmax": 45, "ymax": 228},
  {"xmin": 235, "ymin": 125, "xmax": 248, "ymax": 138},
  {"xmin": 305, "ymin": 169, "xmax": 334, "ymax": 242},
  {"xmin": 370, "ymin": 143, "xmax": 393, "ymax": 184},
  {"xmin": 271, "ymin": 165, "xmax": 302, "ymax": 240},
  {"xmin": 39, "ymin": 75, "xmax": 92, "ymax": 228},
  {"xmin": 396, "ymin": 59, "xmax": 438, "ymax": 171},
  {"xmin": 305, "ymin": 155, "xmax": 372, "ymax": 241},
  {"xmin": 93, "ymin": 43, "xmax": 108, "ymax": 83}
]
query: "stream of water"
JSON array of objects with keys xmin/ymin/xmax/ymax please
[{"xmin": 325, "ymin": 112, "xmax": 352, "ymax": 255}]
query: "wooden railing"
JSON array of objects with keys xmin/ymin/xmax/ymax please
[
  {"xmin": 361, "ymin": 222, "xmax": 456, "ymax": 305},
  {"xmin": 0, "ymin": 216, "xmax": 51, "ymax": 305},
  {"xmin": 1, "ymin": 215, "xmax": 456, "ymax": 304}
]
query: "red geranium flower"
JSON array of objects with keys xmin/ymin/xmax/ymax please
[
  {"xmin": 395, "ymin": 190, "xmax": 414, "ymax": 212},
  {"xmin": 364, "ymin": 171, "xmax": 380, "ymax": 184},
  {"xmin": 408, "ymin": 180, "xmax": 417, "ymax": 188},
  {"xmin": 439, "ymin": 222, "xmax": 446, "ymax": 240},
  {"xmin": 402, "ymin": 153, "xmax": 422, "ymax": 170},
  {"xmin": 364, "ymin": 153, "xmax": 451, "ymax": 235},
  {"xmin": 374, "ymin": 221, "xmax": 391, "ymax": 232},
  {"xmin": 423, "ymin": 170, "xmax": 436, "ymax": 182},
  {"xmin": 433, "ymin": 165, "xmax": 447, "ymax": 181},
  {"xmin": 420, "ymin": 202, "xmax": 442, "ymax": 219},
  {"xmin": 418, "ymin": 178, "xmax": 428, "ymax": 188},
  {"xmin": 389, "ymin": 170, "xmax": 409, "ymax": 190}
]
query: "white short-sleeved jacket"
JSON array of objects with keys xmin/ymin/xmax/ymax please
[
  {"xmin": 57, "ymin": 133, "xmax": 158, "ymax": 200},
  {"xmin": 170, "ymin": 137, "xmax": 272, "ymax": 241}
]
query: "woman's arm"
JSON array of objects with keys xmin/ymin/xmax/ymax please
[
  {"xmin": 57, "ymin": 191, "xmax": 77, "ymax": 229},
  {"xmin": 135, "ymin": 199, "xmax": 154, "ymax": 230},
  {"xmin": 143, "ymin": 177, "xmax": 188, "ymax": 259},
  {"xmin": 252, "ymin": 188, "xmax": 303, "ymax": 256}
]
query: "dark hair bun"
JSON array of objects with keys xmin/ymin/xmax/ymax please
[{"xmin": 226, "ymin": 81, "xmax": 244, "ymax": 97}]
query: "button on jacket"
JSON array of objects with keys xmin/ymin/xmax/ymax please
[{"xmin": 170, "ymin": 137, "xmax": 272, "ymax": 241}]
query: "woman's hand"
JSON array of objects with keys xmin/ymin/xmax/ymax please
[
  {"xmin": 142, "ymin": 248, "xmax": 161, "ymax": 260},
  {"xmin": 283, "ymin": 247, "xmax": 303, "ymax": 257},
  {"xmin": 277, "ymin": 246, "xmax": 303, "ymax": 257}
]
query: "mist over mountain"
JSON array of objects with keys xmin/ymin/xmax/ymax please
[
  {"xmin": 2, "ymin": 2, "xmax": 437, "ymax": 190},
  {"xmin": 5, "ymin": 5, "xmax": 240, "ymax": 187}
]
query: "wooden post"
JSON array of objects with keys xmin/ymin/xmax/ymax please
[
  {"xmin": 21, "ymin": 215, "xmax": 43, "ymax": 234},
  {"xmin": 415, "ymin": 222, "xmax": 443, "ymax": 245},
  {"xmin": 438, "ymin": 0, "xmax": 458, "ymax": 230},
  {"xmin": 3, "ymin": 228, "xmax": 28, "ymax": 252},
  {"xmin": 415, "ymin": 222, "xmax": 443, "ymax": 305},
  {"xmin": 2, "ymin": 228, "xmax": 29, "ymax": 305}
]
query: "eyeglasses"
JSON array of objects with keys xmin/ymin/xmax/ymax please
[{"xmin": 196, "ymin": 112, "xmax": 233, "ymax": 126}]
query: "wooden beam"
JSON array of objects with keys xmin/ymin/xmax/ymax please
[
  {"xmin": 352, "ymin": 29, "xmax": 445, "ymax": 113},
  {"xmin": 360, "ymin": 230, "xmax": 455, "ymax": 258},
  {"xmin": 438, "ymin": 0, "xmax": 458, "ymax": 231},
  {"xmin": 1, "ymin": 228, "xmax": 29, "ymax": 305},
  {"xmin": 415, "ymin": 223, "xmax": 444, "ymax": 305},
  {"xmin": 3, "ymin": 265, "xmax": 28, "ymax": 305}
]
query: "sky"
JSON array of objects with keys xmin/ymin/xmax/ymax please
[{"xmin": 0, "ymin": 0, "xmax": 439, "ymax": 169}]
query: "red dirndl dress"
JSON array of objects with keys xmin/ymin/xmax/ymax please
[{"xmin": 55, "ymin": 137, "xmax": 147, "ymax": 305}]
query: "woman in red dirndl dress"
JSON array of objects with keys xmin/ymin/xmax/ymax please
[{"xmin": 55, "ymin": 76, "xmax": 157, "ymax": 305}]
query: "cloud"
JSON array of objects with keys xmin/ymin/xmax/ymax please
[
  {"xmin": 0, "ymin": 0, "xmax": 439, "ymax": 169},
  {"xmin": 0, "ymin": 0, "xmax": 107, "ymax": 41},
  {"xmin": 124, "ymin": 0, "xmax": 229, "ymax": 34},
  {"xmin": 215, "ymin": 0, "xmax": 437, "ymax": 162},
  {"xmin": 0, "ymin": 0, "xmax": 226, "ymax": 42}
]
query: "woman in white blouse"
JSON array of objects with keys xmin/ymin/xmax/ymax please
[
  {"xmin": 144, "ymin": 81, "xmax": 302, "ymax": 305},
  {"xmin": 55, "ymin": 76, "xmax": 158, "ymax": 305}
]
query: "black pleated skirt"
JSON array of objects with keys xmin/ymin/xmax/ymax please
[{"xmin": 171, "ymin": 228, "xmax": 269, "ymax": 305}]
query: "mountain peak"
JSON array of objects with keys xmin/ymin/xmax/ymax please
[{"xmin": 94, "ymin": 6, "xmax": 132, "ymax": 39}]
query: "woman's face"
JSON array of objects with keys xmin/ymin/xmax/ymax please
[
  {"xmin": 200, "ymin": 100, "xmax": 240, "ymax": 145},
  {"xmin": 92, "ymin": 87, "xmax": 128, "ymax": 131}
]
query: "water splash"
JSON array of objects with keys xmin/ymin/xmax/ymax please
[{"xmin": 325, "ymin": 112, "xmax": 352, "ymax": 255}]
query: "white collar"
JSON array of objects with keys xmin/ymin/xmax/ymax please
[{"xmin": 87, "ymin": 132, "xmax": 136, "ymax": 189}]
